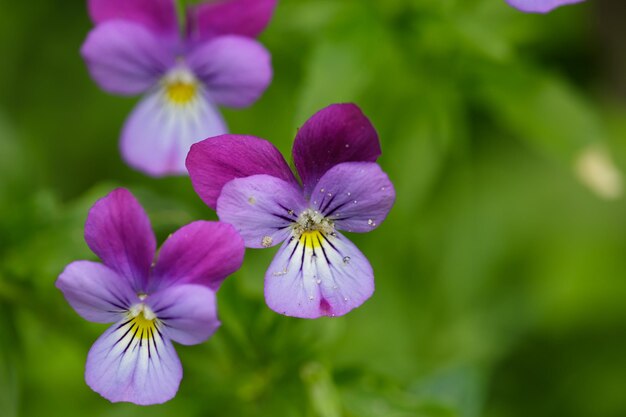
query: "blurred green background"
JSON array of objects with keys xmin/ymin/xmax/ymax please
[{"xmin": 1, "ymin": 0, "xmax": 626, "ymax": 416}]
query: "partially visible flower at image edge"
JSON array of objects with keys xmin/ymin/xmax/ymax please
[
  {"xmin": 186, "ymin": 103, "xmax": 396, "ymax": 319},
  {"xmin": 56, "ymin": 188, "xmax": 245, "ymax": 405},
  {"xmin": 506, "ymin": 0, "xmax": 585, "ymax": 13},
  {"xmin": 81, "ymin": 0, "xmax": 275, "ymax": 176}
]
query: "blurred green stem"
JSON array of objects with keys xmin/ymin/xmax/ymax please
[{"xmin": 301, "ymin": 363, "xmax": 343, "ymax": 417}]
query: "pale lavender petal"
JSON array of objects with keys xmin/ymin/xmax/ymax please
[
  {"xmin": 150, "ymin": 221, "xmax": 244, "ymax": 291},
  {"xmin": 217, "ymin": 175, "xmax": 307, "ymax": 248},
  {"xmin": 85, "ymin": 189, "xmax": 156, "ymax": 292},
  {"xmin": 81, "ymin": 21, "xmax": 175, "ymax": 96},
  {"xmin": 56, "ymin": 261, "xmax": 135, "ymax": 323},
  {"xmin": 88, "ymin": 0, "xmax": 179, "ymax": 38},
  {"xmin": 121, "ymin": 87, "xmax": 227, "ymax": 177},
  {"xmin": 187, "ymin": 35, "xmax": 272, "ymax": 108},
  {"xmin": 293, "ymin": 104, "xmax": 381, "ymax": 196},
  {"xmin": 506, "ymin": 0, "xmax": 584, "ymax": 13},
  {"xmin": 186, "ymin": 0, "xmax": 277, "ymax": 43},
  {"xmin": 85, "ymin": 318, "xmax": 181, "ymax": 405},
  {"xmin": 187, "ymin": 135, "xmax": 298, "ymax": 210},
  {"xmin": 312, "ymin": 162, "xmax": 395, "ymax": 233},
  {"xmin": 265, "ymin": 231, "xmax": 374, "ymax": 318},
  {"xmin": 147, "ymin": 284, "xmax": 219, "ymax": 346}
]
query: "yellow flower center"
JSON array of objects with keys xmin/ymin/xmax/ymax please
[
  {"xmin": 128, "ymin": 303, "xmax": 158, "ymax": 340},
  {"xmin": 299, "ymin": 230, "xmax": 324, "ymax": 249},
  {"xmin": 166, "ymin": 81, "xmax": 197, "ymax": 105},
  {"xmin": 292, "ymin": 209, "xmax": 335, "ymax": 249}
]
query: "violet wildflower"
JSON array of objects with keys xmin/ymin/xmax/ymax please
[
  {"xmin": 81, "ymin": 0, "xmax": 275, "ymax": 176},
  {"xmin": 186, "ymin": 104, "xmax": 396, "ymax": 319},
  {"xmin": 56, "ymin": 189, "xmax": 244, "ymax": 404},
  {"xmin": 506, "ymin": 0, "xmax": 584, "ymax": 13}
]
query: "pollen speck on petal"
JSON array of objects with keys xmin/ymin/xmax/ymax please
[{"xmin": 262, "ymin": 236, "xmax": 273, "ymax": 247}]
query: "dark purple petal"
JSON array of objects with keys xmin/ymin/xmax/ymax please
[
  {"xmin": 265, "ymin": 231, "xmax": 374, "ymax": 318},
  {"xmin": 88, "ymin": 0, "xmax": 179, "ymax": 38},
  {"xmin": 312, "ymin": 162, "xmax": 395, "ymax": 233},
  {"xmin": 85, "ymin": 318, "xmax": 182, "ymax": 405},
  {"xmin": 292, "ymin": 104, "xmax": 381, "ymax": 196},
  {"xmin": 81, "ymin": 21, "xmax": 175, "ymax": 95},
  {"xmin": 147, "ymin": 284, "xmax": 220, "ymax": 345},
  {"xmin": 187, "ymin": 35, "xmax": 272, "ymax": 108},
  {"xmin": 56, "ymin": 261, "xmax": 135, "ymax": 323},
  {"xmin": 506, "ymin": 0, "xmax": 584, "ymax": 13},
  {"xmin": 121, "ymin": 87, "xmax": 227, "ymax": 177},
  {"xmin": 187, "ymin": 135, "xmax": 298, "ymax": 210},
  {"xmin": 186, "ymin": 0, "xmax": 277, "ymax": 43},
  {"xmin": 217, "ymin": 174, "xmax": 307, "ymax": 248},
  {"xmin": 85, "ymin": 188, "xmax": 156, "ymax": 292},
  {"xmin": 151, "ymin": 221, "xmax": 244, "ymax": 291}
]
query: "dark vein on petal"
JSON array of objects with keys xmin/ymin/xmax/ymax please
[
  {"xmin": 108, "ymin": 301, "xmax": 127, "ymax": 311},
  {"xmin": 317, "ymin": 193, "xmax": 328, "ymax": 211},
  {"xmin": 153, "ymin": 304, "xmax": 175, "ymax": 314},
  {"xmin": 124, "ymin": 326, "xmax": 140, "ymax": 353},
  {"xmin": 270, "ymin": 212, "xmax": 295, "ymax": 223},
  {"xmin": 114, "ymin": 322, "xmax": 136, "ymax": 347},
  {"xmin": 287, "ymin": 238, "xmax": 300, "ymax": 262},
  {"xmin": 147, "ymin": 327, "xmax": 153, "ymax": 359},
  {"xmin": 325, "ymin": 201, "xmax": 350, "ymax": 218},
  {"xmin": 156, "ymin": 316, "xmax": 179, "ymax": 322},
  {"xmin": 277, "ymin": 203, "xmax": 298, "ymax": 218},
  {"xmin": 151, "ymin": 329, "xmax": 161, "ymax": 361},
  {"xmin": 155, "ymin": 326, "xmax": 165, "ymax": 342},
  {"xmin": 106, "ymin": 289, "xmax": 130, "ymax": 310},
  {"xmin": 319, "ymin": 233, "xmax": 340, "ymax": 254},
  {"xmin": 299, "ymin": 236, "xmax": 310, "ymax": 273},
  {"xmin": 318, "ymin": 235, "xmax": 331, "ymax": 265},
  {"xmin": 321, "ymin": 193, "xmax": 337, "ymax": 214}
]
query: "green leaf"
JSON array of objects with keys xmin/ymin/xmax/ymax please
[{"xmin": 476, "ymin": 63, "xmax": 601, "ymax": 161}]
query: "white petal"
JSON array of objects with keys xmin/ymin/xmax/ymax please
[
  {"xmin": 121, "ymin": 85, "xmax": 227, "ymax": 177},
  {"xmin": 85, "ymin": 316, "xmax": 182, "ymax": 405},
  {"xmin": 264, "ymin": 231, "xmax": 374, "ymax": 318}
]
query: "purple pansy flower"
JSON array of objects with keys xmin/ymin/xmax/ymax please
[
  {"xmin": 506, "ymin": 0, "xmax": 584, "ymax": 13},
  {"xmin": 81, "ymin": 0, "xmax": 275, "ymax": 176},
  {"xmin": 56, "ymin": 188, "xmax": 244, "ymax": 405},
  {"xmin": 186, "ymin": 103, "xmax": 396, "ymax": 319}
]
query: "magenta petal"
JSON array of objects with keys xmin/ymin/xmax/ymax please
[
  {"xmin": 56, "ymin": 261, "xmax": 135, "ymax": 323},
  {"xmin": 217, "ymin": 174, "xmax": 307, "ymax": 248},
  {"xmin": 187, "ymin": 135, "xmax": 298, "ymax": 209},
  {"xmin": 186, "ymin": 0, "xmax": 277, "ymax": 43},
  {"xmin": 506, "ymin": 0, "xmax": 584, "ymax": 13},
  {"xmin": 151, "ymin": 221, "xmax": 244, "ymax": 291},
  {"xmin": 293, "ymin": 104, "xmax": 381, "ymax": 196},
  {"xmin": 265, "ymin": 231, "xmax": 374, "ymax": 318},
  {"xmin": 88, "ymin": 0, "xmax": 179, "ymax": 38},
  {"xmin": 81, "ymin": 21, "xmax": 175, "ymax": 96},
  {"xmin": 312, "ymin": 162, "xmax": 395, "ymax": 233},
  {"xmin": 148, "ymin": 284, "xmax": 220, "ymax": 346},
  {"xmin": 187, "ymin": 35, "xmax": 272, "ymax": 108},
  {"xmin": 121, "ymin": 88, "xmax": 227, "ymax": 177},
  {"xmin": 85, "ymin": 189, "xmax": 155, "ymax": 292},
  {"xmin": 85, "ymin": 319, "xmax": 182, "ymax": 405}
]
